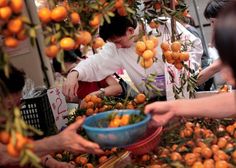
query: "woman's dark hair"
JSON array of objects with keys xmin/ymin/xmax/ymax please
[
  {"xmin": 214, "ymin": 1, "xmax": 236, "ymax": 79},
  {"xmin": 99, "ymin": 12, "xmax": 137, "ymax": 41},
  {"xmin": 204, "ymin": 0, "xmax": 231, "ymax": 19},
  {"xmin": 0, "ymin": 64, "xmax": 25, "ymax": 95}
]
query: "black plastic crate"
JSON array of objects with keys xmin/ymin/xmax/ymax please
[{"xmin": 21, "ymin": 90, "xmax": 58, "ymax": 138}]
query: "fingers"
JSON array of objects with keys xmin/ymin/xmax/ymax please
[
  {"xmin": 67, "ymin": 116, "xmax": 85, "ymax": 130},
  {"xmin": 144, "ymin": 102, "xmax": 159, "ymax": 114}
]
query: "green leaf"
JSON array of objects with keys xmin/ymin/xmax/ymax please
[
  {"xmin": 104, "ymin": 14, "xmax": 111, "ymax": 24},
  {"xmin": 29, "ymin": 28, "xmax": 36, "ymax": 38},
  {"xmin": 55, "ymin": 24, "xmax": 61, "ymax": 31}
]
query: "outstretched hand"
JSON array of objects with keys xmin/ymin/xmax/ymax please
[
  {"xmin": 58, "ymin": 116, "xmax": 104, "ymax": 154},
  {"xmin": 144, "ymin": 101, "xmax": 175, "ymax": 126}
]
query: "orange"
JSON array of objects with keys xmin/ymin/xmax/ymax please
[
  {"xmin": 117, "ymin": 6, "xmax": 127, "ymax": 16},
  {"xmin": 16, "ymin": 29, "xmax": 27, "ymax": 40},
  {"xmin": 164, "ymin": 51, "xmax": 172, "ymax": 60},
  {"xmin": 7, "ymin": 18, "xmax": 23, "ymax": 33},
  {"xmin": 149, "ymin": 20, "xmax": 159, "ymax": 29},
  {"xmin": 154, "ymin": 2, "xmax": 161, "ymax": 10},
  {"xmin": 10, "ymin": 0, "xmax": 23, "ymax": 14},
  {"xmin": 215, "ymin": 160, "xmax": 229, "ymax": 168},
  {"xmin": 90, "ymin": 95, "xmax": 97, "ymax": 103},
  {"xmin": 115, "ymin": 102, "xmax": 124, "ymax": 109},
  {"xmin": 120, "ymin": 114, "xmax": 130, "ymax": 126},
  {"xmin": 86, "ymin": 108, "xmax": 94, "ymax": 116},
  {"xmin": 115, "ymin": 0, "xmax": 124, "ymax": 8},
  {"xmin": 142, "ymin": 50, "xmax": 154, "ymax": 60},
  {"xmin": 145, "ymin": 40, "xmax": 155, "ymax": 50},
  {"xmin": 109, "ymin": 118, "xmax": 121, "ymax": 128},
  {"xmin": 89, "ymin": 14, "xmax": 101, "ymax": 28},
  {"xmin": 0, "ymin": 131, "xmax": 10, "ymax": 144},
  {"xmin": 92, "ymin": 37, "xmax": 105, "ymax": 49},
  {"xmin": 0, "ymin": 6, "xmax": 12, "ymax": 20},
  {"xmin": 203, "ymin": 159, "xmax": 214, "ymax": 168},
  {"xmin": 136, "ymin": 93, "xmax": 146, "ymax": 104},
  {"xmin": 217, "ymin": 137, "xmax": 227, "ymax": 149},
  {"xmin": 161, "ymin": 41, "xmax": 170, "ymax": 51},
  {"xmin": 170, "ymin": 152, "xmax": 182, "ymax": 161},
  {"xmin": 76, "ymin": 31, "xmax": 92, "ymax": 45},
  {"xmin": 74, "ymin": 156, "xmax": 88, "ymax": 165},
  {"xmin": 4, "ymin": 36, "xmax": 19, "ymax": 48},
  {"xmin": 211, "ymin": 144, "xmax": 219, "ymax": 153},
  {"xmin": 15, "ymin": 132, "xmax": 27, "ymax": 151},
  {"xmin": 150, "ymin": 35, "xmax": 159, "ymax": 47},
  {"xmin": 172, "ymin": 52, "xmax": 180, "ymax": 60},
  {"xmin": 201, "ymin": 147, "xmax": 212, "ymax": 159},
  {"xmin": 70, "ymin": 12, "xmax": 80, "ymax": 25},
  {"xmin": 99, "ymin": 156, "xmax": 108, "ymax": 164},
  {"xmin": 226, "ymin": 125, "xmax": 234, "ymax": 135},
  {"xmin": 192, "ymin": 161, "xmax": 203, "ymax": 168},
  {"xmin": 45, "ymin": 45, "xmax": 59, "ymax": 58},
  {"xmin": 149, "ymin": 165, "xmax": 161, "ymax": 168},
  {"xmin": 84, "ymin": 95, "xmax": 91, "ymax": 103},
  {"xmin": 140, "ymin": 57, "xmax": 153, "ymax": 69},
  {"xmin": 213, "ymin": 150, "xmax": 229, "ymax": 161},
  {"xmin": 85, "ymin": 163, "xmax": 94, "ymax": 168},
  {"xmin": 7, "ymin": 142, "xmax": 20, "ymax": 157},
  {"xmin": 86, "ymin": 101, "xmax": 94, "ymax": 109},
  {"xmin": 60, "ymin": 37, "xmax": 75, "ymax": 51},
  {"xmin": 179, "ymin": 52, "xmax": 189, "ymax": 61},
  {"xmin": 136, "ymin": 41, "xmax": 146, "ymax": 53},
  {"xmin": 38, "ymin": 8, "xmax": 51, "ymax": 24},
  {"xmin": 184, "ymin": 153, "xmax": 197, "ymax": 166},
  {"xmin": 0, "ymin": 0, "xmax": 7, "ymax": 7},
  {"xmin": 51, "ymin": 6, "xmax": 67, "ymax": 22},
  {"xmin": 171, "ymin": 41, "xmax": 181, "ymax": 52},
  {"xmin": 141, "ymin": 154, "xmax": 151, "ymax": 162}
]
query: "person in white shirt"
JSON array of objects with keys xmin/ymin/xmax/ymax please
[{"xmin": 63, "ymin": 12, "xmax": 203, "ymax": 101}]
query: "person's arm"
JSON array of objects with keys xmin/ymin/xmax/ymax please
[
  {"xmin": 63, "ymin": 43, "xmax": 121, "ymax": 100},
  {"xmin": 89, "ymin": 76, "xmax": 122, "ymax": 97},
  {"xmin": 197, "ymin": 59, "xmax": 222, "ymax": 86},
  {"xmin": 0, "ymin": 143, "xmax": 19, "ymax": 166},
  {"xmin": 41, "ymin": 155, "xmax": 75, "ymax": 168},
  {"xmin": 144, "ymin": 92, "xmax": 236, "ymax": 126},
  {"xmin": 33, "ymin": 117, "xmax": 103, "ymax": 156}
]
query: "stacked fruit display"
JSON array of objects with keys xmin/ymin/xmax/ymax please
[
  {"xmin": 161, "ymin": 41, "xmax": 190, "ymax": 70},
  {"xmin": 135, "ymin": 35, "xmax": 159, "ymax": 69}
]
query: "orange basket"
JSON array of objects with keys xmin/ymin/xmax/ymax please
[{"xmin": 125, "ymin": 126, "xmax": 162, "ymax": 155}]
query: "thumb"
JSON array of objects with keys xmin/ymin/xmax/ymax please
[{"xmin": 67, "ymin": 116, "xmax": 85, "ymax": 130}]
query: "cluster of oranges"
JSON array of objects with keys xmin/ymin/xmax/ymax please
[
  {"xmin": 81, "ymin": 93, "xmax": 146, "ymax": 117},
  {"xmin": 108, "ymin": 114, "xmax": 130, "ymax": 128},
  {"xmin": 161, "ymin": 41, "xmax": 190, "ymax": 70},
  {"xmin": 140, "ymin": 120, "xmax": 236, "ymax": 168},
  {"xmin": 38, "ymin": 4, "xmax": 106, "ymax": 58},
  {"xmin": 135, "ymin": 35, "xmax": 159, "ymax": 69},
  {"xmin": 0, "ymin": 131, "xmax": 33, "ymax": 157},
  {"xmin": 0, "ymin": 0, "xmax": 28, "ymax": 48}
]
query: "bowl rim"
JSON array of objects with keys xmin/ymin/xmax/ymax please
[{"xmin": 82, "ymin": 109, "xmax": 151, "ymax": 132}]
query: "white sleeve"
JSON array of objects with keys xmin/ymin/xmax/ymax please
[
  {"xmin": 176, "ymin": 21, "xmax": 203, "ymax": 71},
  {"xmin": 73, "ymin": 42, "xmax": 122, "ymax": 82}
]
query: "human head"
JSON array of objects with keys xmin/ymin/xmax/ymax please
[
  {"xmin": 204, "ymin": 0, "xmax": 231, "ymax": 27},
  {"xmin": 214, "ymin": 1, "xmax": 236, "ymax": 86},
  {"xmin": 99, "ymin": 13, "xmax": 138, "ymax": 48},
  {"xmin": 0, "ymin": 64, "xmax": 25, "ymax": 110}
]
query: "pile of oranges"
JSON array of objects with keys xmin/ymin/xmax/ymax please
[
  {"xmin": 161, "ymin": 40, "xmax": 190, "ymax": 70},
  {"xmin": 0, "ymin": 131, "xmax": 33, "ymax": 158},
  {"xmin": 135, "ymin": 35, "xmax": 159, "ymax": 69},
  {"xmin": 0, "ymin": 0, "xmax": 28, "ymax": 48},
  {"xmin": 108, "ymin": 114, "xmax": 130, "ymax": 128}
]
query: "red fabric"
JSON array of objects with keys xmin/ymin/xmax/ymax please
[{"xmin": 77, "ymin": 79, "xmax": 108, "ymax": 99}]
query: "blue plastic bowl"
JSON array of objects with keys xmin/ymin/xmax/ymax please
[{"xmin": 82, "ymin": 109, "xmax": 151, "ymax": 148}]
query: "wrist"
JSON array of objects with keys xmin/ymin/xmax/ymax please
[
  {"xmin": 68, "ymin": 70, "xmax": 79, "ymax": 79},
  {"xmin": 98, "ymin": 88, "xmax": 105, "ymax": 97}
]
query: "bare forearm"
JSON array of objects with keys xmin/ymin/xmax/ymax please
[
  {"xmin": 172, "ymin": 92, "xmax": 236, "ymax": 118},
  {"xmin": 33, "ymin": 135, "xmax": 62, "ymax": 157}
]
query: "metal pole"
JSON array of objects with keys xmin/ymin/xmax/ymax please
[{"xmin": 192, "ymin": 0, "xmax": 209, "ymax": 58}]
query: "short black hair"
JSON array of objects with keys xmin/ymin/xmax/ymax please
[
  {"xmin": 204, "ymin": 0, "xmax": 231, "ymax": 19},
  {"xmin": 214, "ymin": 1, "xmax": 236, "ymax": 79},
  {"xmin": 0, "ymin": 64, "xmax": 25, "ymax": 95},
  {"xmin": 99, "ymin": 13, "xmax": 137, "ymax": 41}
]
